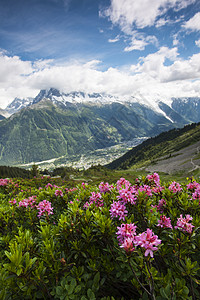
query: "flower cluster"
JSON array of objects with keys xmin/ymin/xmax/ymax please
[
  {"xmin": 134, "ymin": 228, "xmax": 162, "ymax": 258},
  {"xmin": 169, "ymin": 181, "xmax": 182, "ymax": 193},
  {"xmin": 99, "ymin": 181, "xmax": 113, "ymax": 193},
  {"xmin": 116, "ymin": 223, "xmax": 137, "ymax": 244},
  {"xmin": 156, "ymin": 198, "xmax": 166, "ymax": 213},
  {"xmin": 19, "ymin": 196, "xmax": 37, "ymax": 208},
  {"xmin": 187, "ymin": 180, "xmax": 200, "ymax": 191},
  {"xmin": 9, "ymin": 198, "xmax": 17, "ymax": 205},
  {"xmin": 45, "ymin": 183, "xmax": 53, "ymax": 189},
  {"xmin": 157, "ymin": 215, "xmax": 173, "ymax": 229},
  {"xmin": 110, "ymin": 201, "xmax": 128, "ymax": 221},
  {"xmin": 137, "ymin": 185, "xmax": 152, "ymax": 196},
  {"xmin": 116, "ymin": 178, "xmax": 131, "ymax": 190},
  {"xmin": 84, "ymin": 192, "xmax": 104, "ymax": 208},
  {"xmin": 117, "ymin": 225, "xmax": 162, "ymax": 257},
  {"xmin": 55, "ymin": 189, "xmax": 64, "ymax": 197},
  {"xmin": 37, "ymin": 200, "xmax": 54, "ymax": 218},
  {"xmin": 117, "ymin": 187, "xmax": 137, "ymax": 205},
  {"xmin": 0, "ymin": 178, "xmax": 9, "ymax": 186},
  {"xmin": 175, "ymin": 214, "xmax": 194, "ymax": 234},
  {"xmin": 146, "ymin": 172, "xmax": 160, "ymax": 186}
]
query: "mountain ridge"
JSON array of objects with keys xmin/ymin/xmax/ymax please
[{"xmin": 0, "ymin": 88, "xmax": 200, "ymax": 167}]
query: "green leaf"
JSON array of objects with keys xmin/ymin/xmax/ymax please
[
  {"xmin": 67, "ymin": 278, "xmax": 76, "ymax": 295},
  {"xmin": 56, "ymin": 286, "xmax": 63, "ymax": 296},
  {"xmin": 87, "ymin": 288, "xmax": 96, "ymax": 300}
]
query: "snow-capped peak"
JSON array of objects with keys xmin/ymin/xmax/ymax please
[{"xmin": 6, "ymin": 97, "xmax": 34, "ymax": 114}]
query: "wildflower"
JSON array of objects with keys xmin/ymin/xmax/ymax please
[
  {"xmin": 147, "ymin": 173, "xmax": 160, "ymax": 186},
  {"xmin": 110, "ymin": 201, "xmax": 128, "ymax": 221},
  {"xmin": 82, "ymin": 182, "xmax": 88, "ymax": 188},
  {"xmin": 152, "ymin": 185, "xmax": 165, "ymax": 194},
  {"xmin": 0, "ymin": 178, "xmax": 9, "ymax": 186},
  {"xmin": 120, "ymin": 237, "xmax": 135, "ymax": 254},
  {"xmin": 134, "ymin": 228, "xmax": 161, "ymax": 258},
  {"xmin": 137, "ymin": 185, "xmax": 152, "ymax": 196},
  {"xmin": 55, "ymin": 189, "xmax": 64, "ymax": 197},
  {"xmin": 99, "ymin": 181, "xmax": 113, "ymax": 193},
  {"xmin": 156, "ymin": 199, "xmax": 166, "ymax": 213},
  {"xmin": 169, "ymin": 181, "xmax": 182, "ymax": 193},
  {"xmin": 45, "ymin": 183, "xmax": 53, "ymax": 189},
  {"xmin": 116, "ymin": 223, "xmax": 137, "ymax": 244},
  {"xmin": 19, "ymin": 196, "xmax": 36, "ymax": 208},
  {"xmin": 37, "ymin": 200, "xmax": 54, "ymax": 218},
  {"xmin": 187, "ymin": 181, "xmax": 200, "ymax": 191},
  {"xmin": 89, "ymin": 192, "xmax": 104, "ymax": 207},
  {"xmin": 191, "ymin": 186, "xmax": 200, "ymax": 201},
  {"xmin": 157, "ymin": 215, "xmax": 173, "ymax": 229},
  {"xmin": 117, "ymin": 187, "xmax": 137, "ymax": 205},
  {"xmin": 175, "ymin": 214, "xmax": 194, "ymax": 234},
  {"xmin": 116, "ymin": 178, "xmax": 131, "ymax": 190},
  {"xmin": 9, "ymin": 198, "xmax": 17, "ymax": 205}
]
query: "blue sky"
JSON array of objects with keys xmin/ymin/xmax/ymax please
[{"xmin": 0, "ymin": 0, "xmax": 200, "ymax": 108}]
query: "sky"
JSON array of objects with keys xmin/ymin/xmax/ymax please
[{"xmin": 0, "ymin": 0, "xmax": 200, "ymax": 108}]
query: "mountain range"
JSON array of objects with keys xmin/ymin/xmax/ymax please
[{"xmin": 0, "ymin": 88, "xmax": 200, "ymax": 166}]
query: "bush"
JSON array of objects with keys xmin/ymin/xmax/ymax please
[{"xmin": 0, "ymin": 174, "xmax": 200, "ymax": 299}]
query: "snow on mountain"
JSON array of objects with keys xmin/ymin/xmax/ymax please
[
  {"xmin": 6, "ymin": 88, "xmax": 200, "ymax": 123},
  {"xmin": 32, "ymin": 88, "xmax": 167, "ymax": 114},
  {"xmin": 6, "ymin": 97, "xmax": 34, "ymax": 114}
]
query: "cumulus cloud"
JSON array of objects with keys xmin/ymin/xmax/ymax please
[
  {"xmin": 101, "ymin": 0, "xmax": 196, "ymax": 52},
  {"xmin": 102, "ymin": 0, "xmax": 195, "ymax": 30},
  {"xmin": 0, "ymin": 49, "xmax": 200, "ymax": 109},
  {"xmin": 182, "ymin": 12, "xmax": 200, "ymax": 31}
]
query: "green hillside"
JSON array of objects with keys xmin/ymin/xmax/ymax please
[
  {"xmin": 0, "ymin": 99, "xmax": 181, "ymax": 166},
  {"xmin": 107, "ymin": 122, "xmax": 200, "ymax": 171}
]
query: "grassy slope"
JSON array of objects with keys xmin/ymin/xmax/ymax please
[{"xmin": 107, "ymin": 122, "xmax": 200, "ymax": 174}]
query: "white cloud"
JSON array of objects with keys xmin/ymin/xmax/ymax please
[
  {"xmin": 196, "ymin": 39, "xmax": 200, "ymax": 47},
  {"xmin": 124, "ymin": 38, "xmax": 148, "ymax": 51},
  {"xmin": 182, "ymin": 12, "xmax": 200, "ymax": 31},
  {"xmin": 101, "ymin": 0, "xmax": 195, "ymax": 52},
  {"xmin": 0, "ymin": 49, "xmax": 200, "ymax": 109},
  {"xmin": 108, "ymin": 35, "xmax": 120, "ymax": 43},
  {"xmin": 102, "ymin": 0, "xmax": 195, "ymax": 30}
]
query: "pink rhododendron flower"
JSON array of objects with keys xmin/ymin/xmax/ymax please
[
  {"xmin": 157, "ymin": 215, "xmax": 173, "ymax": 229},
  {"xmin": 37, "ymin": 200, "xmax": 53, "ymax": 218},
  {"xmin": 120, "ymin": 237, "xmax": 135, "ymax": 254},
  {"xmin": 175, "ymin": 214, "xmax": 194, "ymax": 234},
  {"xmin": 82, "ymin": 182, "xmax": 88, "ymax": 188},
  {"xmin": 99, "ymin": 181, "xmax": 113, "ymax": 193},
  {"xmin": 0, "ymin": 178, "xmax": 9, "ymax": 186},
  {"xmin": 191, "ymin": 186, "xmax": 200, "ymax": 201},
  {"xmin": 110, "ymin": 201, "xmax": 128, "ymax": 221},
  {"xmin": 89, "ymin": 192, "xmax": 104, "ymax": 207},
  {"xmin": 55, "ymin": 189, "xmax": 63, "ymax": 197},
  {"xmin": 169, "ymin": 181, "xmax": 182, "ymax": 193},
  {"xmin": 147, "ymin": 173, "xmax": 160, "ymax": 186},
  {"xmin": 152, "ymin": 185, "xmax": 165, "ymax": 194},
  {"xmin": 19, "ymin": 196, "xmax": 37, "ymax": 208},
  {"xmin": 157, "ymin": 199, "xmax": 166, "ymax": 213},
  {"xmin": 134, "ymin": 228, "xmax": 161, "ymax": 258},
  {"xmin": 9, "ymin": 198, "xmax": 17, "ymax": 205},
  {"xmin": 187, "ymin": 181, "xmax": 200, "ymax": 191},
  {"xmin": 116, "ymin": 223, "xmax": 137, "ymax": 244},
  {"xmin": 116, "ymin": 178, "xmax": 131, "ymax": 190},
  {"xmin": 45, "ymin": 183, "xmax": 53, "ymax": 189},
  {"xmin": 137, "ymin": 185, "xmax": 152, "ymax": 196},
  {"xmin": 117, "ymin": 187, "xmax": 137, "ymax": 205}
]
